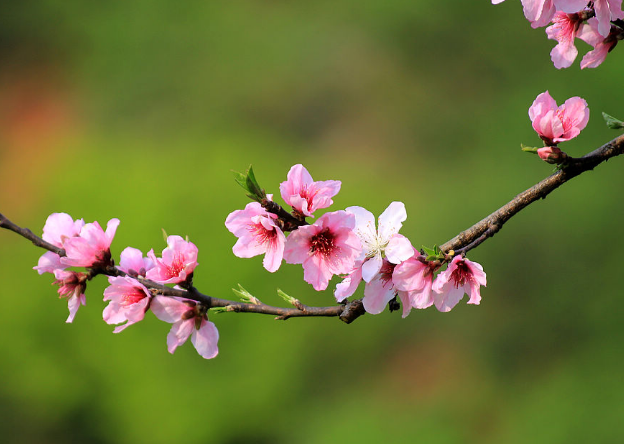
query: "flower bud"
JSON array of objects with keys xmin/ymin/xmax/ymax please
[{"xmin": 537, "ymin": 146, "xmax": 567, "ymax": 164}]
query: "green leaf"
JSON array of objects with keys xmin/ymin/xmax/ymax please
[
  {"xmin": 422, "ymin": 246, "xmax": 436, "ymax": 257},
  {"xmin": 210, "ymin": 307, "xmax": 230, "ymax": 314},
  {"xmin": 233, "ymin": 165, "xmax": 266, "ymax": 202},
  {"xmin": 521, "ymin": 144, "xmax": 539, "ymax": 154},
  {"xmin": 602, "ymin": 112, "xmax": 624, "ymax": 130},
  {"xmin": 277, "ymin": 288, "xmax": 296, "ymax": 306},
  {"xmin": 422, "ymin": 245, "xmax": 443, "ymax": 262},
  {"xmin": 232, "ymin": 170, "xmax": 251, "ymax": 193},
  {"xmin": 232, "ymin": 284, "xmax": 259, "ymax": 304}
]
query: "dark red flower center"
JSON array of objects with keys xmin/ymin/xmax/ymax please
[
  {"xmin": 309, "ymin": 228, "xmax": 334, "ymax": 257},
  {"xmin": 450, "ymin": 260, "xmax": 471, "ymax": 288},
  {"xmin": 379, "ymin": 261, "xmax": 396, "ymax": 285}
]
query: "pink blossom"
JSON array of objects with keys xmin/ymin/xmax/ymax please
[
  {"xmin": 546, "ymin": 12, "xmax": 583, "ymax": 68},
  {"xmin": 41, "ymin": 212, "xmax": 85, "ymax": 247},
  {"xmin": 593, "ymin": 0, "xmax": 624, "ymax": 38},
  {"xmin": 346, "ymin": 202, "xmax": 414, "ymax": 283},
  {"xmin": 33, "ymin": 213, "xmax": 85, "ymax": 274},
  {"xmin": 225, "ymin": 202, "xmax": 286, "ymax": 272},
  {"xmin": 334, "ymin": 260, "xmax": 364, "ymax": 302},
  {"xmin": 495, "ymin": 1, "xmax": 600, "ymax": 27},
  {"xmin": 279, "ymin": 164, "xmax": 341, "ymax": 217},
  {"xmin": 522, "ymin": 0, "xmax": 557, "ymax": 28},
  {"xmin": 61, "ymin": 218, "xmax": 120, "ymax": 268},
  {"xmin": 529, "ymin": 91, "xmax": 589, "ymax": 144},
  {"xmin": 150, "ymin": 296, "xmax": 219, "ymax": 359},
  {"xmin": 118, "ymin": 247, "xmax": 154, "ymax": 277},
  {"xmin": 578, "ymin": 17, "xmax": 620, "ymax": 68},
  {"xmin": 284, "ymin": 211, "xmax": 361, "ymax": 291},
  {"xmin": 34, "ymin": 251, "xmax": 65, "ymax": 275},
  {"xmin": 103, "ymin": 276, "xmax": 151, "ymax": 333},
  {"xmin": 517, "ymin": 1, "xmax": 588, "ymax": 28},
  {"xmin": 53, "ymin": 269, "xmax": 87, "ymax": 323},
  {"xmin": 362, "ymin": 259, "xmax": 412, "ymax": 317},
  {"xmin": 432, "ymin": 256, "xmax": 487, "ymax": 313},
  {"xmin": 393, "ymin": 251, "xmax": 436, "ymax": 310},
  {"xmin": 146, "ymin": 235, "xmax": 198, "ymax": 285}
]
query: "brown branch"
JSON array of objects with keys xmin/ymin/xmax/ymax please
[
  {"xmin": 0, "ymin": 214, "xmax": 363, "ymax": 323},
  {"xmin": 441, "ymin": 133, "xmax": 624, "ymax": 254},
  {"xmin": 3, "ymin": 133, "xmax": 623, "ymax": 325},
  {"xmin": 0, "ymin": 213, "xmax": 65, "ymax": 256}
]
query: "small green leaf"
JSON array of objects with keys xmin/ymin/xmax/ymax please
[
  {"xmin": 277, "ymin": 288, "xmax": 296, "ymax": 306},
  {"xmin": 210, "ymin": 307, "xmax": 230, "ymax": 314},
  {"xmin": 422, "ymin": 245, "xmax": 443, "ymax": 262},
  {"xmin": 232, "ymin": 284, "xmax": 259, "ymax": 304},
  {"xmin": 602, "ymin": 112, "xmax": 624, "ymax": 130},
  {"xmin": 232, "ymin": 170, "xmax": 251, "ymax": 193},
  {"xmin": 521, "ymin": 144, "xmax": 539, "ymax": 154},
  {"xmin": 233, "ymin": 165, "xmax": 267, "ymax": 202},
  {"xmin": 162, "ymin": 228, "xmax": 169, "ymax": 243},
  {"xmin": 422, "ymin": 246, "xmax": 436, "ymax": 257}
]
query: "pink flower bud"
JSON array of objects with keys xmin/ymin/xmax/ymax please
[
  {"xmin": 53, "ymin": 270, "xmax": 87, "ymax": 323},
  {"xmin": 537, "ymin": 146, "xmax": 566, "ymax": 163}
]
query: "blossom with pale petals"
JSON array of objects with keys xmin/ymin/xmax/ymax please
[
  {"xmin": 393, "ymin": 251, "xmax": 436, "ymax": 311},
  {"xmin": 34, "ymin": 213, "xmax": 84, "ymax": 274},
  {"xmin": 334, "ymin": 260, "xmax": 364, "ymax": 303},
  {"xmin": 103, "ymin": 276, "xmax": 151, "ymax": 333},
  {"xmin": 118, "ymin": 247, "xmax": 154, "ymax": 277},
  {"xmin": 61, "ymin": 218, "xmax": 120, "ymax": 268},
  {"xmin": 279, "ymin": 164, "xmax": 341, "ymax": 218},
  {"xmin": 546, "ymin": 12, "xmax": 583, "ymax": 68},
  {"xmin": 432, "ymin": 255, "xmax": 486, "ymax": 313},
  {"xmin": 151, "ymin": 296, "xmax": 219, "ymax": 359},
  {"xmin": 493, "ymin": 1, "xmax": 592, "ymax": 28},
  {"xmin": 146, "ymin": 235, "xmax": 198, "ymax": 285},
  {"xmin": 225, "ymin": 202, "xmax": 286, "ymax": 272},
  {"xmin": 361, "ymin": 259, "xmax": 413, "ymax": 317},
  {"xmin": 53, "ymin": 269, "xmax": 87, "ymax": 323},
  {"xmin": 529, "ymin": 91, "xmax": 589, "ymax": 144},
  {"xmin": 284, "ymin": 211, "xmax": 361, "ymax": 291},
  {"xmin": 593, "ymin": 0, "xmax": 624, "ymax": 38},
  {"xmin": 34, "ymin": 252, "xmax": 65, "ymax": 275},
  {"xmin": 578, "ymin": 17, "xmax": 620, "ymax": 68},
  {"xmin": 346, "ymin": 202, "xmax": 414, "ymax": 283}
]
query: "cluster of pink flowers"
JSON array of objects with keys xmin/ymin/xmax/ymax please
[
  {"xmin": 493, "ymin": 0, "xmax": 624, "ymax": 68},
  {"xmin": 34, "ymin": 213, "xmax": 218, "ymax": 359},
  {"xmin": 226, "ymin": 165, "xmax": 487, "ymax": 316}
]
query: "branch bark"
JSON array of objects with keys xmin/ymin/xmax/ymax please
[
  {"xmin": 2, "ymin": 132, "xmax": 623, "ymax": 324},
  {"xmin": 441, "ymin": 133, "xmax": 624, "ymax": 254}
]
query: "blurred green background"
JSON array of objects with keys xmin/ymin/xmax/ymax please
[{"xmin": 2, "ymin": 1, "xmax": 624, "ymax": 443}]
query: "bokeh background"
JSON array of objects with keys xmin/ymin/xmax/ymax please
[{"xmin": 2, "ymin": 1, "xmax": 624, "ymax": 443}]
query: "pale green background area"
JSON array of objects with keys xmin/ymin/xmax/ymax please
[{"xmin": 1, "ymin": 1, "xmax": 624, "ymax": 443}]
